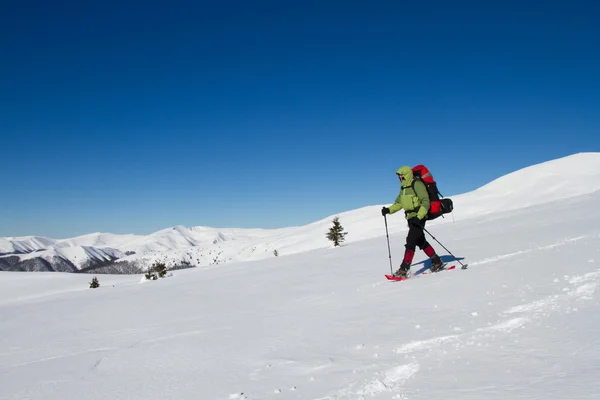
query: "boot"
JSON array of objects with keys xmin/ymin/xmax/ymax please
[
  {"xmin": 393, "ymin": 263, "xmax": 411, "ymax": 278},
  {"xmin": 430, "ymin": 254, "xmax": 444, "ymax": 272}
]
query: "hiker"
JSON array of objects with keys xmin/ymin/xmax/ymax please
[{"xmin": 381, "ymin": 165, "xmax": 444, "ymax": 277}]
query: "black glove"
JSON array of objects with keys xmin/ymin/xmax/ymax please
[
  {"xmin": 381, "ymin": 207, "xmax": 390, "ymax": 216},
  {"xmin": 408, "ymin": 217, "xmax": 421, "ymax": 227}
]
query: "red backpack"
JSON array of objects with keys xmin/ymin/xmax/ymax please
[{"xmin": 411, "ymin": 165, "xmax": 454, "ymax": 220}]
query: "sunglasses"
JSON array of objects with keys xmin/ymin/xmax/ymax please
[{"xmin": 397, "ymin": 174, "xmax": 405, "ymax": 180}]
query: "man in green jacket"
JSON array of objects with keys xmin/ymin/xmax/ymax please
[{"xmin": 381, "ymin": 166, "xmax": 444, "ymax": 278}]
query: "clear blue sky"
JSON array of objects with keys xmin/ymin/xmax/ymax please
[{"xmin": 2, "ymin": 0, "xmax": 599, "ymax": 238}]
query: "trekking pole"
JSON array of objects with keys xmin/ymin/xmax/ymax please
[
  {"xmin": 423, "ymin": 227, "xmax": 468, "ymax": 269},
  {"xmin": 383, "ymin": 215, "xmax": 393, "ymax": 274}
]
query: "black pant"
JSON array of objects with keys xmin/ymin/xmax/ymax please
[{"xmin": 405, "ymin": 218, "xmax": 430, "ymax": 251}]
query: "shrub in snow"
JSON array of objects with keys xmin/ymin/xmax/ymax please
[
  {"xmin": 144, "ymin": 262, "xmax": 168, "ymax": 280},
  {"xmin": 89, "ymin": 276, "xmax": 100, "ymax": 288},
  {"xmin": 145, "ymin": 271, "xmax": 158, "ymax": 280},
  {"xmin": 326, "ymin": 216, "xmax": 347, "ymax": 247}
]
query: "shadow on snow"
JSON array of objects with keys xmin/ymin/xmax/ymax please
[{"xmin": 412, "ymin": 255, "xmax": 466, "ymax": 275}]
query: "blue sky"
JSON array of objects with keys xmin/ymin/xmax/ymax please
[{"xmin": 2, "ymin": 0, "xmax": 599, "ymax": 238}]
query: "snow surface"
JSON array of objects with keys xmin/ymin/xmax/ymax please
[
  {"xmin": 3, "ymin": 152, "xmax": 600, "ymax": 272},
  {"xmin": 1, "ymin": 152, "xmax": 600, "ymax": 399}
]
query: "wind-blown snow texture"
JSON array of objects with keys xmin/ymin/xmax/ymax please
[
  {"xmin": 2, "ymin": 152, "xmax": 600, "ymax": 274},
  {"xmin": 1, "ymin": 153, "xmax": 600, "ymax": 399}
]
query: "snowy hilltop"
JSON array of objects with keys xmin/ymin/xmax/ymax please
[
  {"xmin": 2, "ymin": 152, "xmax": 600, "ymax": 274},
  {"xmin": 1, "ymin": 152, "xmax": 599, "ymax": 399}
]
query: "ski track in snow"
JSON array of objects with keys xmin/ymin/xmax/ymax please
[
  {"xmin": 568, "ymin": 270, "xmax": 600, "ymax": 284},
  {"xmin": 475, "ymin": 317, "xmax": 529, "ymax": 333},
  {"xmin": 317, "ymin": 266, "xmax": 600, "ymax": 399},
  {"xmin": 394, "ymin": 335, "xmax": 461, "ymax": 355},
  {"xmin": 505, "ymin": 270, "xmax": 598, "ymax": 315},
  {"xmin": 469, "ymin": 235, "xmax": 588, "ymax": 267}
]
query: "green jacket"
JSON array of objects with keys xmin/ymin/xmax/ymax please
[{"xmin": 388, "ymin": 165, "xmax": 430, "ymax": 220}]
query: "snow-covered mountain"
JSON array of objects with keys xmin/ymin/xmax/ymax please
[
  {"xmin": 1, "ymin": 153, "xmax": 600, "ymax": 400},
  {"xmin": 2, "ymin": 152, "xmax": 600, "ymax": 273}
]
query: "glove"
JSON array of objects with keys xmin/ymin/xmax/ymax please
[
  {"xmin": 407, "ymin": 217, "xmax": 421, "ymax": 228},
  {"xmin": 381, "ymin": 207, "xmax": 390, "ymax": 216}
]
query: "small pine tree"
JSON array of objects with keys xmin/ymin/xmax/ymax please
[
  {"xmin": 145, "ymin": 262, "xmax": 167, "ymax": 280},
  {"xmin": 89, "ymin": 276, "xmax": 100, "ymax": 288},
  {"xmin": 326, "ymin": 216, "xmax": 348, "ymax": 247},
  {"xmin": 274, "ymin": 249, "xmax": 279, "ymax": 257},
  {"xmin": 153, "ymin": 262, "xmax": 167, "ymax": 278}
]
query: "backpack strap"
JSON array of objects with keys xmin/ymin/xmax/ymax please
[{"xmin": 419, "ymin": 176, "xmax": 444, "ymax": 198}]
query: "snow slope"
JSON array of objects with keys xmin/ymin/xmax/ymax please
[
  {"xmin": 1, "ymin": 186, "xmax": 599, "ymax": 399},
  {"xmin": 450, "ymin": 151, "xmax": 600, "ymax": 219},
  {"xmin": 1, "ymin": 152, "xmax": 600, "ymax": 273}
]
